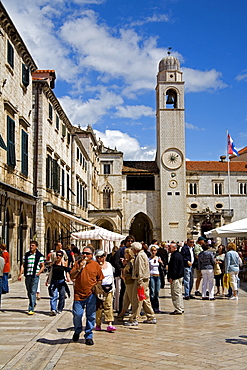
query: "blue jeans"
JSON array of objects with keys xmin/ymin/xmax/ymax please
[
  {"xmin": 73, "ymin": 293, "xmax": 96, "ymax": 339},
  {"xmin": 184, "ymin": 267, "xmax": 194, "ymax": 297},
  {"xmin": 25, "ymin": 275, "xmax": 40, "ymax": 311},
  {"xmin": 50, "ymin": 280, "xmax": 65, "ymax": 312},
  {"xmin": 0, "ymin": 277, "xmax": 2, "ymax": 308},
  {"xmin": 2, "ymin": 273, "xmax": 9, "ymax": 293},
  {"xmin": 149, "ymin": 275, "xmax": 161, "ymax": 310}
]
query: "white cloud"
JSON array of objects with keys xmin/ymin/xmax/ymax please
[
  {"xmin": 185, "ymin": 122, "xmax": 205, "ymax": 131},
  {"xmin": 94, "ymin": 129, "xmax": 156, "ymax": 160},
  {"xmin": 130, "ymin": 14, "xmax": 170, "ymax": 27},
  {"xmin": 182, "ymin": 67, "xmax": 227, "ymax": 92},
  {"xmin": 60, "ymin": 11, "xmax": 170, "ymax": 94},
  {"xmin": 59, "ymin": 87, "xmax": 123, "ymax": 126},
  {"xmin": 115, "ymin": 105, "xmax": 155, "ymax": 119},
  {"xmin": 236, "ymin": 71, "xmax": 247, "ymax": 82}
]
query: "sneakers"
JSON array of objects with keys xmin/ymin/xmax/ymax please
[
  {"xmin": 72, "ymin": 333, "xmax": 80, "ymax": 342},
  {"xmin": 124, "ymin": 320, "xmax": 138, "ymax": 326},
  {"xmin": 184, "ymin": 296, "xmax": 190, "ymax": 300},
  {"xmin": 95, "ymin": 325, "xmax": 101, "ymax": 331},
  {"xmin": 85, "ymin": 338, "xmax": 94, "ymax": 345},
  {"xmin": 229, "ymin": 296, "xmax": 238, "ymax": 300},
  {"xmin": 50, "ymin": 310, "xmax": 57, "ymax": 316},
  {"xmin": 28, "ymin": 311, "xmax": 34, "ymax": 315},
  {"xmin": 170, "ymin": 310, "xmax": 183, "ymax": 315},
  {"xmin": 143, "ymin": 318, "xmax": 156, "ymax": 324},
  {"xmin": 57, "ymin": 311, "xmax": 62, "ymax": 314},
  {"xmin": 107, "ymin": 325, "xmax": 116, "ymax": 332}
]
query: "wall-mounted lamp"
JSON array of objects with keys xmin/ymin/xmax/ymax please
[{"xmin": 45, "ymin": 202, "xmax": 53, "ymax": 213}]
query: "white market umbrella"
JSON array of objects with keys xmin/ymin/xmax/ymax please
[
  {"xmin": 71, "ymin": 228, "xmax": 125, "ymax": 242},
  {"xmin": 205, "ymin": 217, "xmax": 247, "ymax": 238}
]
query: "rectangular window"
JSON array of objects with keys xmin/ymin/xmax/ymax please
[
  {"xmin": 80, "ymin": 183, "xmax": 83, "ymax": 206},
  {"xmin": 7, "ymin": 40, "xmax": 14, "ymax": 68},
  {"xmin": 77, "ymin": 148, "xmax": 79, "ymax": 160},
  {"xmin": 127, "ymin": 175, "xmax": 155, "ymax": 191},
  {"xmin": 22, "ymin": 64, "xmax": 29, "ymax": 87},
  {"xmin": 46, "ymin": 155, "xmax": 53, "ymax": 189},
  {"xmin": 67, "ymin": 173, "xmax": 70, "ymax": 200},
  {"xmin": 77, "ymin": 180, "xmax": 80, "ymax": 205},
  {"xmin": 7, "ymin": 116, "xmax": 16, "ymax": 167},
  {"xmin": 84, "ymin": 188, "xmax": 88, "ymax": 208},
  {"xmin": 52, "ymin": 158, "xmax": 60, "ymax": 193},
  {"xmin": 80, "ymin": 153, "xmax": 82, "ymax": 165},
  {"xmin": 21, "ymin": 130, "xmax": 28, "ymax": 176},
  {"xmin": 62, "ymin": 124, "xmax": 66, "ymax": 137},
  {"xmin": 189, "ymin": 183, "xmax": 197, "ymax": 195},
  {"xmin": 239, "ymin": 182, "xmax": 247, "ymax": 195},
  {"xmin": 49, "ymin": 103, "xmax": 53, "ymax": 121},
  {"xmin": 56, "ymin": 115, "xmax": 59, "ymax": 130},
  {"xmin": 214, "ymin": 182, "xmax": 223, "ymax": 195},
  {"xmin": 67, "ymin": 132, "xmax": 70, "ymax": 144},
  {"xmin": 61, "ymin": 168, "xmax": 65, "ymax": 197},
  {"xmin": 103, "ymin": 164, "xmax": 111, "ymax": 175}
]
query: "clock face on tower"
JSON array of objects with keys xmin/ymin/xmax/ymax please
[{"xmin": 162, "ymin": 148, "xmax": 183, "ymax": 170}]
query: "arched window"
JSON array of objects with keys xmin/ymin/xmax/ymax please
[
  {"xmin": 166, "ymin": 88, "xmax": 177, "ymax": 109},
  {"xmin": 103, "ymin": 186, "xmax": 111, "ymax": 209}
]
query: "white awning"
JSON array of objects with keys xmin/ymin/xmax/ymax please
[
  {"xmin": 53, "ymin": 209, "xmax": 99, "ymax": 229},
  {"xmin": 205, "ymin": 217, "xmax": 247, "ymax": 238}
]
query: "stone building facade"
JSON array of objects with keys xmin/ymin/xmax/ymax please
[{"xmin": 0, "ymin": 2, "xmax": 247, "ymax": 280}]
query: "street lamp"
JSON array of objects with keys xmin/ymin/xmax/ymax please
[{"xmin": 45, "ymin": 202, "xmax": 53, "ymax": 213}]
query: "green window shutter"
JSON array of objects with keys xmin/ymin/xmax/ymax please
[
  {"xmin": 46, "ymin": 155, "xmax": 53, "ymax": 188},
  {"xmin": 61, "ymin": 168, "xmax": 65, "ymax": 197},
  {"xmin": 49, "ymin": 103, "xmax": 53, "ymax": 121},
  {"xmin": 22, "ymin": 64, "xmax": 29, "ymax": 87},
  {"xmin": 67, "ymin": 173, "xmax": 70, "ymax": 200},
  {"xmin": 7, "ymin": 40, "xmax": 14, "ymax": 68},
  {"xmin": 7, "ymin": 116, "xmax": 16, "ymax": 167},
  {"xmin": 62, "ymin": 124, "xmax": 66, "ymax": 137},
  {"xmin": 21, "ymin": 130, "xmax": 28, "ymax": 176},
  {"xmin": 56, "ymin": 115, "xmax": 59, "ymax": 130}
]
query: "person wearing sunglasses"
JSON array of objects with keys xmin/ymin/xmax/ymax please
[
  {"xmin": 70, "ymin": 246, "xmax": 104, "ymax": 346},
  {"xmin": 46, "ymin": 252, "xmax": 70, "ymax": 316}
]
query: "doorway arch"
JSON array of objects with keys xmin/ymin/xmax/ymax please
[{"xmin": 129, "ymin": 212, "xmax": 152, "ymax": 244}]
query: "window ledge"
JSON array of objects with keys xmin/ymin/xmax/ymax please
[{"xmin": 5, "ymin": 63, "xmax": 14, "ymax": 75}]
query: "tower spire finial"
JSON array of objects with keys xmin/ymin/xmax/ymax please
[{"xmin": 167, "ymin": 47, "xmax": 172, "ymax": 55}]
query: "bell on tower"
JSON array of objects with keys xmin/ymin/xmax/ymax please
[{"xmin": 166, "ymin": 88, "xmax": 177, "ymax": 108}]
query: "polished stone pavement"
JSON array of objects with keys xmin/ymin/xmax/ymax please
[{"xmin": 1, "ymin": 274, "xmax": 247, "ymax": 370}]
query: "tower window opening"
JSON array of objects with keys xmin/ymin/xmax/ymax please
[{"xmin": 166, "ymin": 89, "xmax": 177, "ymax": 109}]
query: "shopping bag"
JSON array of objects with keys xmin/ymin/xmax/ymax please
[
  {"xmin": 137, "ymin": 286, "xmax": 146, "ymax": 301},
  {"xmin": 223, "ymin": 273, "xmax": 229, "ymax": 288}
]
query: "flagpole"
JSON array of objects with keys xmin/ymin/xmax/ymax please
[{"xmin": 226, "ymin": 129, "xmax": 231, "ymax": 210}]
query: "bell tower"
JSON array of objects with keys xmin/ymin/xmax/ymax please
[{"xmin": 156, "ymin": 54, "xmax": 187, "ymax": 242}]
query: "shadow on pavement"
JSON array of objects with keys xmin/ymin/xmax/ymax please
[
  {"xmin": 225, "ymin": 336, "xmax": 247, "ymax": 345},
  {"xmin": 37, "ymin": 338, "xmax": 75, "ymax": 345},
  {"xmin": 57, "ymin": 327, "xmax": 74, "ymax": 332}
]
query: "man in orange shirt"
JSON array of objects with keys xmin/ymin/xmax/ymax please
[
  {"xmin": 0, "ymin": 244, "xmax": 10, "ymax": 294},
  {"xmin": 70, "ymin": 246, "xmax": 104, "ymax": 345}
]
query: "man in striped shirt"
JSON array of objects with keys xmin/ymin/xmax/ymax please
[{"xmin": 18, "ymin": 241, "xmax": 45, "ymax": 315}]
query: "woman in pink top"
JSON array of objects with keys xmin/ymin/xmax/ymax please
[{"xmin": 0, "ymin": 244, "xmax": 10, "ymax": 293}]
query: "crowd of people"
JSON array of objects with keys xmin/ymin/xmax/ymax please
[{"xmin": 0, "ymin": 235, "xmax": 245, "ymax": 345}]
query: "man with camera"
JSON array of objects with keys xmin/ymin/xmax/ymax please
[{"xmin": 70, "ymin": 246, "xmax": 104, "ymax": 345}]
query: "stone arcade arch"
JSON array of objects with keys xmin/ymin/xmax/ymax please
[{"xmin": 129, "ymin": 212, "xmax": 152, "ymax": 244}]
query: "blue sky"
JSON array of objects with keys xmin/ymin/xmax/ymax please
[{"xmin": 3, "ymin": 0, "xmax": 247, "ymax": 160}]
